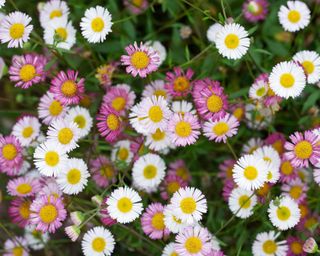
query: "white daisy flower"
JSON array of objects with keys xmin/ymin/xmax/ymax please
[
  {"xmin": 142, "ymin": 80, "xmax": 171, "ymax": 101},
  {"xmin": 170, "ymin": 186, "xmax": 207, "ymax": 225},
  {"xmin": 278, "ymin": 1, "xmax": 310, "ymax": 32},
  {"xmin": 269, "ymin": 61, "xmax": 306, "ymax": 99},
  {"xmin": 232, "ymin": 154, "xmax": 269, "ymax": 191},
  {"xmin": 207, "ymin": 23, "xmax": 223, "ymax": 44},
  {"xmin": 132, "ymin": 153, "xmax": 166, "ymax": 193},
  {"xmin": 162, "ymin": 242, "xmax": 179, "ymax": 256},
  {"xmin": 39, "ymin": 0, "xmax": 69, "ymax": 28},
  {"xmin": 65, "ymin": 106, "xmax": 93, "ymax": 138},
  {"xmin": 56, "ymin": 158, "xmax": 90, "ymax": 195},
  {"xmin": 215, "ymin": 23, "xmax": 250, "ymax": 60},
  {"xmin": 252, "ymin": 231, "xmax": 288, "ymax": 256},
  {"xmin": 24, "ymin": 225, "xmax": 49, "ymax": 251},
  {"xmin": 293, "ymin": 50, "xmax": 320, "ymax": 84},
  {"xmin": 245, "ymin": 103, "xmax": 273, "ymax": 130},
  {"xmin": 163, "ymin": 204, "xmax": 189, "ymax": 234},
  {"xmin": 47, "ymin": 118, "xmax": 81, "ymax": 152},
  {"xmin": 106, "ymin": 187, "xmax": 143, "ymax": 224},
  {"xmin": 146, "ymin": 41, "xmax": 167, "ymax": 66},
  {"xmin": 33, "ymin": 140, "xmax": 68, "ymax": 177},
  {"xmin": 44, "ymin": 18, "xmax": 76, "ymax": 50},
  {"xmin": 228, "ymin": 187, "xmax": 257, "ymax": 219},
  {"xmin": 111, "ymin": 140, "xmax": 133, "ymax": 164},
  {"xmin": 12, "ymin": 116, "xmax": 41, "ymax": 147},
  {"xmin": 80, "ymin": 6, "xmax": 112, "ymax": 43},
  {"xmin": 249, "ymin": 79, "xmax": 268, "ymax": 100},
  {"xmin": 171, "ymin": 100, "xmax": 196, "ymax": 115},
  {"xmin": 0, "ymin": 0, "xmax": 5, "ymax": 8},
  {"xmin": 145, "ymin": 128, "xmax": 172, "ymax": 152},
  {"xmin": 81, "ymin": 226, "xmax": 115, "ymax": 256},
  {"xmin": 268, "ymin": 196, "xmax": 301, "ymax": 230},
  {"xmin": 0, "ymin": 11, "xmax": 33, "ymax": 48},
  {"xmin": 242, "ymin": 137, "xmax": 263, "ymax": 154}
]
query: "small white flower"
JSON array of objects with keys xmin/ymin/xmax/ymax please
[
  {"xmin": 39, "ymin": 0, "xmax": 69, "ymax": 28},
  {"xmin": 293, "ymin": 50, "xmax": 320, "ymax": 84},
  {"xmin": 252, "ymin": 231, "xmax": 288, "ymax": 256},
  {"xmin": 12, "ymin": 116, "xmax": 41, "ymax": 147},
  {"xmin": 65, "ymin": 106, "xmax": 93, "ymax": 138},
  {"xmin": 228, "ymin": 187, "xmax": 257, "ymax": 219}
]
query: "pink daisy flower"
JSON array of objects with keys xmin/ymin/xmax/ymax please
[
  {"xmin": 7, "ymin": 176, "xmax": 41, "ymax": 197},
  {"xmin": 100, "ymin": 197, "xmax": 117, "ymax": 226},
  {"xmin": 121, "ymin": 41, "xmax": 160, "ymax": 78},
  {"xmin": 279, "ymin": 156, "xmax": 298, "ymax": 183},
  {"xmin": 284, "ymin": 131, "xmax": 320, "ymax": 168},
  {"xmin": 4, "ymin": 236, "xmax": 29, "ymax": 256},
  {"xmin": 95, "ymin": 62, "xmax": 118, "ymax": 90},
  {"xmin": 8, "ymin": 198, "xmax": 32, "ymax": 227},
  {"xmin": 174, "ymin": 226, "xmax": 212, "ymax": 256},
  {"xmin": 96, "ymin": 104, "xmax": 124, "ymax": 143},
  {"xmin": 102, "ymin": 83, "xmax": 136, "ymax": 115},
  {"xmin": 207, "ymin": 250, "xmax": 226, "ymax": 256},
  {"xmin": 218, "ymin": 159, "xmax": 236, "ymax": 180},
  {"xmin": 9, "ymin": 54, "xmax": 46, "ymax": 89},
  {"xmin": 129, "ymin": 136, "xmax": 145, "ymax": 161},
  {"xmin": 193, "ymin": 78, "xmax": 228, "ymax": 121},
  {"xmin": 160, "ymin": 174, "xmax": 188, "ymax": 200},
  {"xmin": 203, "ymin": 113, "xmax": 239, "ymax": 143},
  {"xmin": 286, "ymin": 236, "xmax": 306, "ymax": 256},
  {"xmin": 37, "ymin": 179, "xmax": 63, "ymax": 198},
  {"xmin": 89, "ymin": 155, "xmax": 117, "ymax": 188},
  {"xmin": 168, "ymin": 113, "xmax": 200, "ymax": 146},
  {"xmin": 123, "ymin": 0, "xmax": 148, "ymax": 14},
  {"xmin": 50, "ymin": 70, "xmax": 85, "ymax": 106},
  {"xmin": 242, "ymin": 0, "xmax": 269, "ymax": 23},
  {"xmin": 142, "ymin": 79, "xmax": 172, "ymax": 101},
  {"xmin": 0, "ymin": 135, "xmax": 23, "ymax": 176},
  {"xmin": 141, "ymin": 203, "xmax": 170, "ymax": 240},
  {"xmin": 296, "ymin": 213, "xmax": 320, "ymax": 234},
  {"xmin": 167, "ymin": 159, "xmax": 191, "ymax": 182},
  {"xmin": 165, "ymin": 67, "xmax": 194, "ymax": 98},
  {"xmin": 281, "ymin": 178, "xmax": 308, "ymax": 203},
  {"xmin": 265, "ymin": 132, "xmax": 286, "ymax": 155},
  {"xmin": 30, "ymin": 195, "xmax": 67, "ymax": 233},
  {"xmin": 222, "ymin": 179, "xmax": 235, "ymax": 202},
  {"xmin": 229, "ymin": 103, "xmax": 245, "ymax": 121}
]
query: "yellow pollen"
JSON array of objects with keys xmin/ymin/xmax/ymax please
[
  {"xmin": 117, "ymin": 148, "xmax": 129, "ymax": 161},
  {"xmin": 294, "ymin": 140, "xmax": 313, "ymax": 159},
  {"xmin": 19, "ymin": 201, "xmax": 31, "ymax": 219},
  {"xmin": 91, "ymin": 237, "xmax": 106, "ymax": 252},
  {"xmin": 288, "ymin": 10, "xmax": 301, "ymax": 23},
  {"xmin": 180, "ymin": 197, "xmax": 196, "ymax": 214},
  {"xmin": 256, "ymin": 87, "xmax": 266, "ymax": 97},
  {"xmin": 289, "ymin": 185, "xmax": 302, "ymax": 199},
  {"xmin": 143, "ymin": 165, "xmax": 157, "ymax": 179},
  {"xmin": 224, "ymin": 34, "xmax": 240, "ymax": 49},
  {"xmin": 281, "ymin": 161, "xmax": 293, "ymax": 175},
  {"xmin": 22, "ymin": 126, "xmax": 33, "ymax": 138},
  {"xmin": 74, "ymin": 115, "xmax": 86, "ymax": 129},
  {"xmin": 19, "ymin": 64, "xmax": 36, "ymax": 82},
  {"xmin": 175, "ymin": 121, "xmax": 192, "ymax": 137},
  {"xmin": 243, "ymin": 166, "xmax": 258, "ymax": 180},
  {"xmin": 167, "ymin": 181, "xmax": 180, "ymax": 194},
  {"xmin": 106, "ymin": 114, "xmax": 120, "ymax": 131},
  {"xmin": 61, "ymin": 80, "xmax": 77, "ymax": 97},
  {"xmin": 16, "ymin": 183, "xmax": 32, "ymax": 195},
  {"xmin": 67, "ymin": 168, "xmax": 81, "ymax": 184},
  {"xmin": 276, "ymin": 206, "xmax": 291, "ymax": 221},
  {"xmin": 207, "ymin": 94, "xmax": 223, "ymax": 113},
  {"xmin": 151, "ymin": 212, "xmax": 165, "ymax": 230},
  {"xmin": 185, "ymin": 237, "xmax": 203, "ymax": 254},
  {"xmin": 49, "ymin": 100, "xmax": 63, "ymax": 116},
  {"xmin": 91, "ymin": 17, "xmax": 105, "ymax": 32},
  {"xmin": 117, "ymin": 197, "xmax": 133, "ymax": 213},
  {"xmin": 262, "ymin": 240, "xmax": 277, "ymax": 254},
  {"xmin": 44, "ymin": 151, "xmax": 59, "ymax": 167},
  {"xmin": 12, "ymin": 247, "xmax": 23, "ymax": 256},
  {"xmin": 111, "ymin": 97, "xmax": 126, "ymax": 111},
  {"xmin": 173, "ymin": 76, "xmax": 190, "ymax": 92},
  {"xmin": 148, "ymin": 106, "xmax": 163, "ymax": 123},
  {"xmin": 58, "ymin": 127, "xmax": 74, "ymax": 144},
  {"xmin": 100, "ymin": 165, "xmax": 114, "ymax": 178},
  {"xmin": 132, "ymin": 0, "xmax": 143, "ymax": 7},
  {"xmin": 50, "ymin": 9, "xmax": 63, "ymax": 19},
  {"xmin": 130, "ymin": 51, "xmax": 150, "ymax": 69},
  {"xmin": 55, "ymin": 27, "xmax": 68, "ymax": 41},
  {"xmin": 154, "ymin": 89, "xmax": 167, "ymax": 98},
  {"xmin": 2, "ymin": 144, "xmax": 17, "ymax": 160},
  {"xmin": 238, "ymin": 195, "xmax": 251, "ymax": 209},
  {"xmin": 302, "ymin": 61, "xmax": 314, "ymax": 74},
  {"xmin": 213, "ymin": 122, "xmax": 229, "ymax": 136},
  {"xmin": 39, "ymin": 204, "xmax": 58, "ymax": 223},
  {"xmin": 151, "ymin": 128, "xmax": 165, "ymax": 141},
  {"xmin": 291, "ymin": 241, "xmax": 302, "ymax": 254},
  {"xmin": 9, "ymin": 23, "xmax": 25, "ymax": 39},
  {"xmin": 280, "ymin": 73, "xmax": 295, "ymax": 88}
]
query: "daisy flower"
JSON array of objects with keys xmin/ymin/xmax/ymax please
[
  {"xmin": 146, "ymin": 40, "xmax": 167, "ymax": 66},
  {"xmin": 230, "ymin": 103, "xmax": 245, "ymax": 121},
  {"xmin": 160, "ymin": 174, "xmax": 187, "ymax": 200},
  {"xmin": 33, "ymin": 140, "xmax": 68, "ymax": 177},
  {"xmin": 284, "ymin": 131, "xmax": 320, "ymax": 168},
  {"xmin": 174, "ymin": 226, "xmax": 212, "ymax": 256},
  {"xmin": 162, "ymin": 242, "xmax": 180, "ymax": 256},
  {"xmin": 0, "ymin": 0, "xmax": 5, "ymax": 8},
  {"xmin": 167, "ymin": 159, "xmax": 191, "ymax": 182},
  {"xmin": 0, "ymin": 135, "xmax": 23, "ymax": 175},
  {"xmin": 56, "ymin": 158, "xmax": 90, "ymax": 195},
  {"xmin": 65, "ymin": 225, "xmax": 80, "ymax": 242},
  {"xmin": 12, "ymin": 116, "xmax": 41, "ymax": 147},
  {"xmin": 170, "ymin": 186, "xmax": 207, "ymax": 224},
  {"xmin": 281, "ymin": 178, "xmax": 307, "ymax": 203},
  {"xmin": 163, "ymin": 204, "xmax": 189, "ymax": 234},
  {"xmin": 124, "ymin": 0, "xmax": 148, "ymax": 14},
  {"xmin": 218, "ymin": 159, "xmax": 236, "ymax": 180},
  {"xmin": 207, "ymin": 23, "xmax": 223, "ymax": 44},
  {"xmin": 89, "ymin": 156, "xmax": 117, "ymax": 188},
  {"xmin": 4, "ymin": 236, "xmax": 29, "ymax": 256},
  {"xmin": 145, "ymin": 128, "xmax": 172, "ymax": 152},
  {"xmin": 286, "ymin": 236, "xmax": 306, "ymax": 256},
  {"xmin": 121, "ymin": 41, "xmax": 160, "ymax": 77},
  {"xmin": 279, "ymin": 157, "xmax": 298, "ymax": 182},
  {"xmin": 249, "ymin": 78, "xmax": 269, "ymax": 100},
  {"xmin": 9, "ymin": 198, "xmax": 32, "ymax": 227},
  {"xmin": 269, "ymin": 61, "xmax": 306, "ymax": 99},
  {"xmin": 228, "ymin": 187, "xmax": 257, "ymax": 219},
  {"xmin": 252, "ymin": 231, "xmax": 288, "ymax": 256},
  {"xmin": 172, "ymin": 100, "xmax": 196, "ymax": 115},
  {"xmin": 165, "ymin": 67, "xmax": 194, "ymax": 97},
  {"xmin": 65, "ymin": 106, "xmax": 93, "ymax": 138},
  {"xmin": 100, "ymin": 197, "xmax": 117, "ymax": 226},
  {"xmin": 0, "ymin": 11, "xmax": 33, "ymax": 48},
  {"xmin": 80, "ymin": 6, "xmax": 112, "ymax": 43},
  {"xmin": 95, "ymin": 63, "xmax": 117, "ymax": 89},
  {"xmin": 168, "ymin": 113, "xmax": 200, "ymax": 147},
  {"xmin": 50, "ymin": 70, "xmax": 85, "ymax": 106},
  {"xmin": 39, "ymin": 0, "xmax": 69, "ymax": 28},
  {"xmin": 106, "ymin": 187, "xmax": 143, "ymax": 224},
  {"xmin": 81, "ymin": 226, "xmax": 115, "ymax": 256},
  {"xmin": 243, "ymin": 0, "xmax": 269, "ymax": 23},
  {"xmin": 9, "ymin": 54, "xmax": 46, "ymax": 89},
  {"xmin": 24, "ymin": 225, "xmax": 50, "ymax": 250},
  {"xmin": 141, "ymin": 203, "xmax": 170, "ymax": 240},
  {"xmin": 265, "ymin": 132, "xmax": 286, "ymax": 155},
  {"xmin": 38, "ymin": 92, "xmax": 68, "ymax": 125},
  {"xmin": 215, "ymin": 23, "xmax": 250, "ymax": 60},
  {"xmin": 242, "ymin": 137, "xmax": 263, "ymax": 154},
  {"xmin": 278, "ymin": 1, "xmax": 310, "ymax": 32},
  {"xmin": 111, "ymin": 140, "xmax": 133, "ymax": 164},
  {"xmin": 30, "ymin": 195, "xmax": 67, "ymax": 233},
  {"xmin": 203, "ymin": 113, "xmax": 239, "ymax": 143},
  {"xmin": 245, "ymin": 104, "xmax": 273, "ymax": 130},
  {"xmin": 7, "ymin": 176, "xmax": 41, "ymax": 197},
  {"xmin": 47, "ymin": 117, "xmax": 80, "ymax": 152},
  {"xmin": 293, "ymin": 50, "xmax": 320, "ymax": 84},
  {"xmin": 232, "ymin": 154, "xmax": 269, "ymax": 191},
  {"xmin": 268, "ymin": 196, "xmax": 301, "ymax": 230},
  {"xmin": 142, "ymin": 80, "xmax": 171, "ymax": 101}
]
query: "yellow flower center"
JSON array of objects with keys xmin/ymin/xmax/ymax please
[
  {"xmin": 175, "ymin": 121, "xmax": 192, "ymax": 137},
  {"xmin": 294, "ymin": 140, "xmax": 313, "ymax": 159},
  {"xmin": 288, "ymin": 10, "xmax": 301, "ymax": 23},
  {"xmin": 176, "ymin": 167, "xmax": 188, "ymax": 181},
  {"xmin": 233, "ymin": 107, "xmax": 244, "ymax": 121},
  {"xmin": 50, "ymin": 9, "xmax": 63, "ymax": 19},
  {"xmin": 55, "ymin": 27, "xmax": 68, "ymax": 41},
  {"xmin": 117, "ymin": 148, "xmax": 129, "ymax": 161},
  {"xmin": 170, "ymin": 253, "xmax": 178, "ymax": 256},
  {"xmin": 207, "ymin": 94, "xmax": 223, "ymax": 113},
  {"xmin": 49, "ymin": 100, "xmax": 63, "ymax": 116},
  {"xmin": 39, "ymin": 204, "xmax": 58, "ymax": 223},
  {"xmin": 9, "ymin": 23, "xmax": 25, "ymax": 39},
  {"xmin": 91, "ymin": 237, "xmax": 106, "ymax": 252},
  {"xmin": 273, "ymin": 140, "xmax": 284, "ymax": 154},
  {"xmin": 302, "ymin": 61, "xmax": 315, "ymax": 74},
  {"xmin": 22, "ymin": 126, "xmax": 33, "ymax": 138},
  {"xmin": 256, "ymin": 87, "xmax": 266, "ymax": 97},
  {"xmin": 167, "ymin": 181, "xmax": 180, "ymax": 194},
  {"xmin": 224, "ymin": 34, "xmax": 240, "ymax": 49},
  {"xmin": 151, "ymin": 212, "xmax": 165, "ymax": 230},
  {"xmin": 213, "ymin": 122, "xmax": 229, "ymax": 136},
  {"xmin": 267, "ymin": 171, "xmax": 273, "ymax": 180},
  {"xmin": 74, "ymin": 115, "xmax": 86, "ymax": 129},
  {"xmin": 151, "ymin": 128, "xmax": 165, "ymax": 141},
  {"xmin": 100, "ymin": 165, "xmax": 114, "ymax": 178},
  {"xmin": 143, "ymin": 164, "xmax": 157, "ymax": 179},
  {"xmin": 130, "ymin": 51, "xmax": 150, "ymax": 69},
  {"xmin": 154, "ymin": 89, "xmax": 167, "ymax": 98},
  {"xmin": 276, "ymin": 206, "xmax": 291, "ymax": 221},
  {"xmin": 180, "ymin": 197, "xmax": 196, "ymax": 214},
  {"xmin": 257, "ymin": 183, "xmax": 270, "ymax": 196},
  {"xmin": 19, "ymin": 201, "xmax": 31, "ymax": 219},
  {"xmin": 289, "ymin": 185, "xmax": 302, "ymax": 199},
  {"xmin": 238, "ymin": 195, "xmax": 251, "ymax": 209},
  {"xmin": 291, "ymin": 241, "xmax": 302, "ymax": 254},
  {"xmin": 299, "ymin": 204, "xmax": 308, "ymax": 219},
  {"xmin": 243, "ymin": 166, "xmax": 258, "ymax": 180},
  {"xmin": 2, "ymin": 144, "xmax": 17, "ymax": 160},
  {"xmin": 61, "ymin": 80, "xmax": 77, "ymax": 97},
  {"xmin": 12, "ymin": 247, "xmax": 23, "ymax": 256},
  {"xmin": 132, "ymin": 0, "xmax": 143, "ymax": 7},
  {"xmin": 281, "ymin": 161, "xmax": 293, "ymax": 175},
  {"xmin": 173, "ymin": 76, "xmax": 190, "ymax": 92},
  {"xmin": 305, "ymin": 217, "xmax": 317, "ymax": 229},
  {"xmin": 19, "ymin": 64, "xmax": 36, "ymax": 82},
  {"xmin": 91, "ymin": 17, "xmax": 105, "ymax": 32},
  {"xmin": 16, "ymin": 183, "xmax": 32, "ymax": 195},
  {"xmin": 148, "ymin": 106, "xmax": 163, "ymax": 123},
  {"xmin": 262, "ymin": 240, "xmax": 277, "ymax": 254},
  {"xmin": 67, "ymin": 168, "xmax": 81, "ymax": 184},
  {"xmin": 58, "ymin": 127, "xmax": 74, "ymax": 145},
  {"xmin": 280, "ymin": 73, "xmax": 295, "ymax": 88},
  {"xmin": 117, "ymin": 197, "xmax": 133, "ymax": 213},
  {"xmin": 44, "ymin": 151, "xmax": 59, "ymax": 167},
  {"xmin": 111, "ymin": 97, "xmax": 126, "ymax": 112},
  {"xmin": 106, "ymin": 114, "xmax": 120, "ymax": 131},
  {"xmin": 185, "ymin": 237, "xmax": 203, "ymax": 254}
]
